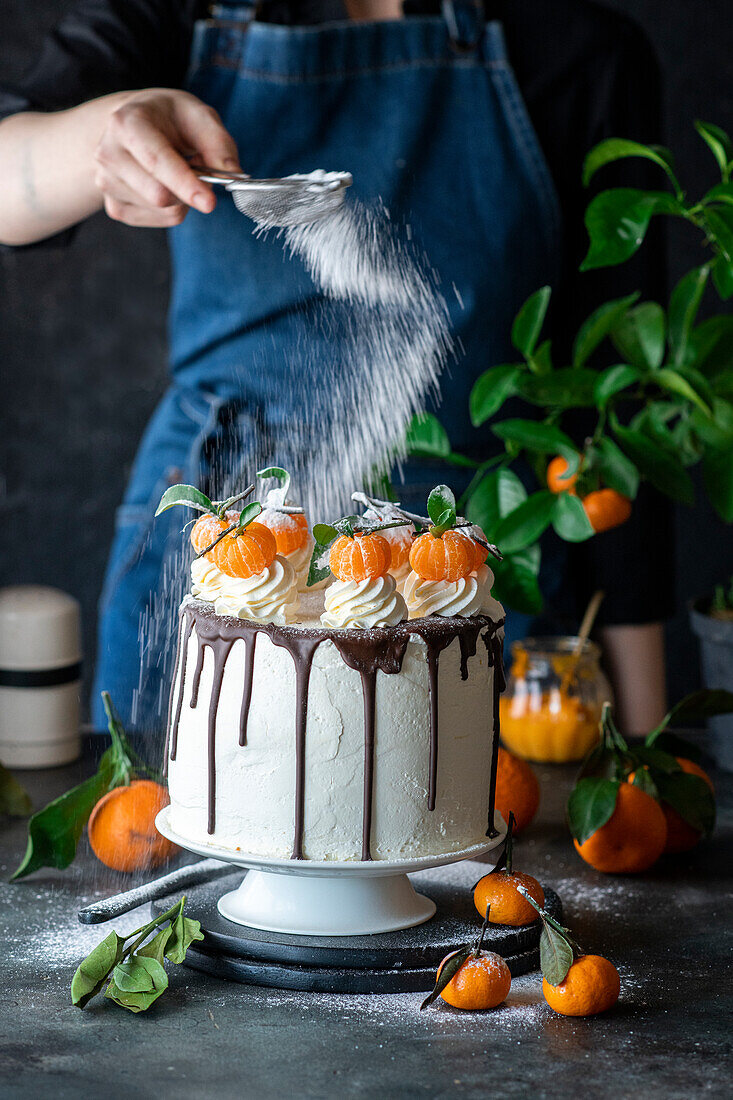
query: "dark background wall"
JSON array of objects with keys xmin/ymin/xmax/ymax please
[{"xmin": 1, "ymin": 0, "xmax": 731, "ymax": 721}]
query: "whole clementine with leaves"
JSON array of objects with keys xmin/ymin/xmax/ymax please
[
  {"xmin": 473, "ymin": 870, "xmax": 544, "ymax": 927},
  {"xmin": 574, "ymin": 781, "xmax": 667, "ymax": 873},
  {"xmin": 543, "ymin": 954, "xmax": 620, "ymax": 1016},
  {"xmin": 329, "ymin": 532, "xmax": 391, "ymax": 582},
  {"xmin": 190, "ymin": 511, "xmax": 239, "ymax": 554},
  {"xmin": 88, "ymin": 779, "xmax": 178, "ymax": 873},
  {"xmin": 212, "ymin": 521, "xmax": 277, "ymax": 578},
  {"xmin": 409, "ymin": 529, "xmax": 474, "ymax": 582},
  {"xmin": 258, "ymin": 508, "xmax": 309, "ymax": 557},
  {"xmin": 494, "ymin": 747, "xmax": 540, "ymax": 833},
  {"xmin": 637, "ymin": 757, "xmax": 714, "ymax": 855},
  {"xmin": 436, "ymin": 949, "xmax": 512, "ymax": 1010},
  {"xmin": 582, "ymin": 489, "xmax": 632, "ymax": 533},
  {"xmin": 547, "ymin": 455, "xmax": 578, "ymax": 494}
]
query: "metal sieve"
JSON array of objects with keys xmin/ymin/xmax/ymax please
[{"xmin": 195, "ymin": 167, "xmax": 353, "ymax": 228}]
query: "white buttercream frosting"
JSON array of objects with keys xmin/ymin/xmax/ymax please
[
  {"xmin": 321, "ymin": 574, "xmax": 407, "ymax": 628},
  {"xmin": 404, "ymin": 563, "xmax": 499, "ymax": 620},
  {"xmin": 191, "ymin": 554, "xmax": 298, "ymax": 624}
]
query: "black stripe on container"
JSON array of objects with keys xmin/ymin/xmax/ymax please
[{"xmin": 0, "ymin": 662, "xmax": 82, "ymax": 688}]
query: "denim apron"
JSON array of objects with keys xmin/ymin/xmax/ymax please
[{"xmin": 92, "ymin": 1, "xmax": 561, "ymax": 730}]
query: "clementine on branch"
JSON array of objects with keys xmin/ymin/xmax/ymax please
[
  {"xmin": 88, "ymin": 779, "xmax": 178, "ymax": 873},
  {"xmin": 547, "ymin": 455, "xmax": 578, "ymax": 494},
  {"xmin": 582, "ymin": 489, "xmax": 632, "ymax": 533}
]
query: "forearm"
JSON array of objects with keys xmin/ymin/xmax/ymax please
[
  {"xmin": 0, "ymin": 93, "xmax": 131, "ymax": 246},
  {"xmin": 600, "ymin": 622, "xmax": 667, "ymax": 737}
]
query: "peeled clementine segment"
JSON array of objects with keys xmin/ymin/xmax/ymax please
[
  {"xmin": 213, "ymin": 521, "xmax": 277, "ymax": 578},
  {"xmin": 409, "ymin": 530, "xmax": 473, "ymax": 582},
  {"xmin": 329, "ymin": 533, "xmax": 391, "ymax": 582},
  {"xmin": 258, "ymin": 508, "xmax": 309, "ymax": 556}
]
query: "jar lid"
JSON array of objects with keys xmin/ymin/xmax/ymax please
[{"xmin": 0, "ymin": 586, "xmax": 82, "ymax": 670}]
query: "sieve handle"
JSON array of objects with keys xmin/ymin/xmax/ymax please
[{"xmin": 77, "ymin": 858, "xmax": 232, "ymax": 924}]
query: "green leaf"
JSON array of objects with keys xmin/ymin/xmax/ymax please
[
  {"xmin": 663, "ymin": 689, "xmax": 733, "ymax": 728},
  {"xmin": 312, "ymin": 523, "xmax": 337, "ymax": 546},
  {"xmin": 518, "ymin": 369, "xmax": 598, "ymax": 408},
  {"xmin": 427, "ymin": 485, "xmax": 456, "ymax": 527},
  {"xmin": 695, "ymin": 121, "xmax": 733, "ymax": 179},
  {"xmin": 257, "ymin": 465, "xmax": 291, "ymax": 500},
  {"xmin": 713, "ymin": 256, "xmax": 733, "ymax": 300},
  {"xmin": 112, "ymin": 957, "xmax": 157, "ymax": 994},
  {"xmin": 466, "ymin": 468, "xmax": 528, "ymax": 539},
  {"xmin": 691, "ymin": 316, "xmax": 733, "ymax": 375},
  {"xmin": 492, "ymin": 491, "xmax": 556, "ymax": 555},
  {"xmin": 420, "ymin": 947, "xmax": 472, "ymax": 1010},
  {"xmin": 469, "ymin": 365, "xmax": 522, "ymax": 426},
  {"xmin": 592, "ymin": 437, "xmax": 640, "ymax": 499},
  {"xmin": 0, "ymin": 762, "xmax": 32, "ymax": 817},
  {"xmin": 572, "ymin": 293, "xmax": 639, "ymax": 368},
  {"xmin": 704, "ymin": 182, "xmax": 733, "ymax": 207},
  {"xmin": 71, "ymin": 931, "xmax": 127, "ymax": 1009},
  {"xmin": 654, "ymin": 771, "xmax": 716, "ymax": 836},
  {"xmin": 11, "ymin": 749, "xmax": 118, "ymax": 880},
  {"xmin": 611, "ymin": 302, "xmax": 666, "ymax": 371},
  {"xmin": 539, "ymin": 924, "xmax": 575, "ymax": 987},
  {"xmin": 582, "ymin": 138, "xmax": 680, "ymax": 190},
  {"xmin": 491, "ymin": 549, "xmax": 543, "ymax": 615},
  {"xmin": 706, "ymin": 207, "xmax": 733, "ymax": 264},
  {"xmin": 552, "ymin": 493, "xmax": 594, "ymax": 542},
  {"xmin": 511, "ymin": 287, "xmax": 552, "ymax": 359},
  {"xmin": 567, "ymin": 777, "xmax": 620, "ymax": 845},
  {"xmin": 631, "ymin": 746, "xmax": 680, "ymax": 774},
  {"xmin": 105, "ymin": 955, "xmax": 169, "ymax": 1014},
  {"xmin": 631, "ymin": 768, "xmax": 658, "ymax": 798},
  {"xmin": 581, "ymin": 190, "xmax": 679, "ymax": 271},
  {"xmin": 491, "ymin": 419, "xmax": 578, "ymax": 459},
  {"xmin": 237, "ymin": 502, "xmax": 263, "ymax": 530},
  {"xmin": 404, "ymin": 412, "xmax": 450, "ymax": 458},
  {"xmin": 155, "ymin": 484, "xmax": 214, "ymax": 518},
  {"xmin": 656, "ymin": 368, "xmax": 712, "ymax": 416},
  {"xmin": 703, "ymin": 445, "xmax": 733, "ymax": 521},
  {"xmin": 594, "ymin": 365, "xmax": 641, "ymax": 406},
  {"xmin": 137, "ymin": 926, "xmax": 172, "ymax": 966},
  {"xmin": 669, "ymin": 266, "xmax": 710, "ymax": 366},
  {"xmin": 612, "ymin": 422, "xmax": 695, "ymax": 504},
  {"xmin": 307, "ymin": 542, "xmax": 333, "ymax": 587},
  {"xmin": 165, "ymin": 911, "xmax": 204, "ymax": 964},
  {"xmin": 530, "ymin": 338, "xmax": 554, "ymax": 376}
]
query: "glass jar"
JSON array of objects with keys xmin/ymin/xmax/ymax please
[{"xmin": 499, "ymin": 636, "xmax": 613, "ymax": 764}]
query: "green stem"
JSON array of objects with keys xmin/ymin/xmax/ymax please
[
  {"xmin": 119, "ymin": 898, "xmax": 185, "ymax": 963},
  {"xmin": 218, "ymin": 484, "xmax": 255, "ymax": 515}
]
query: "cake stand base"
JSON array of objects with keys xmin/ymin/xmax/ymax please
[
  {"xmin": 218, "ymin": 869, "xmax": 436, "ymax": 936},
  {"xmin": 155, "ymin": 806, "xmax": 505, "ymax": 937}
]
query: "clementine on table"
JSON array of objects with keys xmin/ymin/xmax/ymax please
[
  {"xmin": 574, "ymin": 781, "xmax": 667, "ymax": 873},
  {"xmin": 543, "ymin": 954, "xmax": 620, "ymax": 1016},
  {"xmin": 88, "ymin": 779, "xmax": 178, "ymax": 873},
  {"xmin": 582, "ymin": 489, "xmax": 632, "ymax": 533},
  {"xmin": 494, "ymin": 747, "xmax": 540, "ymax": 833},
  {"xmin": 409, "ymin": 529, "xmax": 474, "ymax": 582},
  {"xmin": 547, "ymin": 455, "xmax": 578, "ymax": 495},
  {"xmin": 212, "ymin": 521, "xmax": 277, "ymax": 578},
  {"xmin": 436, "ymin": 949, "xmax": 512, "ymax": 1010},
  {"xmin": 329, "ymin": 532, "xmax": 391, "ymax": 582}
]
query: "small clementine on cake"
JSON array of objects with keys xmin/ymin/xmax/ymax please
[
  {"xmin": 214, "ymin": 520, "xmax": 277, "ymax": 578},
  {"xmin": 422, "ymin": 905, "xmax": 511, "ymax": 1012},
  {"xmin": 256, "ymin": 466, "xmax": 311, "ymax": 556},
  {"xmin": 88, "ymin": 779, "xmax": 178, "ymax": 873},
  {"xmin": 329, "ymin": 532, "xmax": 392, "ymax": 581},
  {"xmin": 410, "ymin": 530, "xmax": 474, "ymax": 582},
  {"xmin": 473, "ymin": 812, "xmax": 544, "ymax": 926},
  {"xmin": 190, "ymin": 510, "xmax": 240, "ymax": 553}
]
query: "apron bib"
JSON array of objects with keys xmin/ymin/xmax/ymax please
[{"xmin": 92, "ymin": 1, "xmax": 561, "ymax": 729}]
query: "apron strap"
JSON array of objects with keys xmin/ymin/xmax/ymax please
[{"xmin": 440, "ymin": 0, "xmax": 484, "ymax": 52}]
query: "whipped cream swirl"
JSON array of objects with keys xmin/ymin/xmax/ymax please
[
  {"xmin": 321, "ymin": 575, "xmax": 407, "ymax": 629},
  {"xmin": 191, "ymin": 554, "xmax": 299, "ymax": 624},
  {"xmin": 403, "ymin": 563, "xmax": 499, "ymax": 620}
]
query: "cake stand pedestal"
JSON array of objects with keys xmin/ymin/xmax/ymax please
[{"xmin": 156, "ymin": 807, "xmax": 505, "ymax": 937}]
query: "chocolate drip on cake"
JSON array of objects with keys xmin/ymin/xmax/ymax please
[
  {"xmin": 166, "ymin": 615, "xmax": 194, "ymax": 767},
  {"xmin": 238, "ymin": 633, "xmax": 257, "ymax": 746},
  {"xmin": 485, "ymin": 634, "xmax": 505, "ymax": 839},
  {"xmin": 169, "ymin": 602, "xmax": 504, "ymax": 857}
]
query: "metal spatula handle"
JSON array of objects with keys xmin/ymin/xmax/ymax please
[{"xmin": 77, "ymin": 858, "xmax": 231, "ymax": 925}]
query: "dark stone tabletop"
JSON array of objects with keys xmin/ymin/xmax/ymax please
[{"xmin": 1, "ymin": 735, "xmax": 731, "ymax": 1100}]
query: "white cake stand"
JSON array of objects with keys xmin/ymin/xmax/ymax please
[{"xmin": 156, "ymin": 806, "xmax": 506, "ymax": 937}]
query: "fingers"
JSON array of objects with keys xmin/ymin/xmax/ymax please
[
  {"xmin": 103, "ymin": 195, "xmax": 188, "ymax": 228},
  {"xmin": 106, "ymin": 100, "xmax": 215, "ymax": 212},
  {"xmin": 95, "ymin": 149, "xmax": 179, "ymax": 209},
  {"xmin": 176, "ymin": 98, "xmax": 242, "ymax": 175}
]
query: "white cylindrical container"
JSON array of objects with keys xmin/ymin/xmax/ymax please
[{"xmin": 0, "ymin": 586, "xmax": 82, "ymax": 768}]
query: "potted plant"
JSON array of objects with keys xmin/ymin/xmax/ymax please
[{"xmin": 398, "ymin": 121, "xmax": 733, "ymax": 757}]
